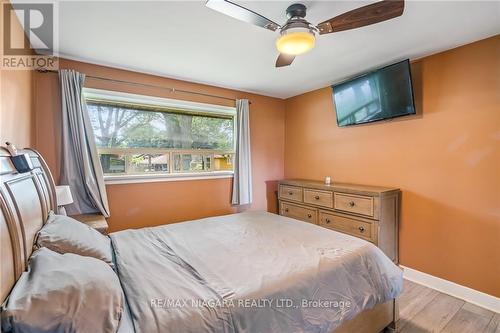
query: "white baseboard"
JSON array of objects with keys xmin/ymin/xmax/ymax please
[{"xmin": 400, "ymin": 265, "xmax": 500, "ymax": 313}]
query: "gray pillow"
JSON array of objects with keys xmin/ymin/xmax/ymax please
[
  {"xmin": 35, "ymin": 211, "xmax": 113, "ymax": 266},
  {"xmin": 1, "ymin": 247, "xmax": 123, "ymax": 333}
]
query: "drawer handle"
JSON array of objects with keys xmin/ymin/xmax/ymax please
[
  {"xmin": 358, "ymin": 226, "xmax": 365, "ymax": 233},
  {"xmin": 285, "ymin": 208, "xmax": 289, "ymax": 212},
  {"xmin": 325, "ymin": 218, "xmax": 331, "ymax": 224},
  {"xmin": 349, "ymin": 201, "xmax": 356, "ymax": 207},
  {"xmin": 314, "ymin": 195, "xmax": 320, "ymax": 200},
  {"xmin": 288, "ymin": 191, "xmax": 293, "ymax": 195},
  {"xmin": 307, "ymin": 214, "xmax": 312, "ymax": 218}
]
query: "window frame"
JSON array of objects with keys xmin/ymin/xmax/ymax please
[{"xmin": 83, "ymin": 88, "xmax": 237, "ymax": 184}]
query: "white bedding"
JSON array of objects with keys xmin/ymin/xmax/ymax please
[{"xmin": 111, "ymin": 211, "xmax": 403, "ymax": 333}]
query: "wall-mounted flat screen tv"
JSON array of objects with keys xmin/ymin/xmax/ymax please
[{"xmin": 332, "ymin": 59, "xmax": 416, "ymax": 127}]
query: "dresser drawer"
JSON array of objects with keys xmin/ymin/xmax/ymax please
[
  {"xmin": 279, "ymin": 185, "xmax": 303, "ymax": 203},
  {"xmin": 304, "ymin": 189, "xmax": 333, "ymax": 208},
  {"xmin": 334, "ymin": 193, "xmax": 374, "ymax": 217},
  {"xmin": 281, "ymin": 202, "xmax": 317, "ymax": 225},
  {"xmin": 319, "ymin": 211, "xmax": 373, "ymax": 241}
]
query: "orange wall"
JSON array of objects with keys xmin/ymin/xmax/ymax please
[
  {"xmin": 0, "ymin": 5, "xmax": 34, "ymax": 148},
  {"xmin": 0, "ymin": 71, "xmax": 33, "ymax": 148},
  {"xmin": 30, "ymin": 36, "xmax": 499, "ymax": 296},
  {"xmin": 284, "ymin": 36, "xmax": 500, "ymax": 297},
  {"xmin": 34, "ymin": 59, "xmax": 285, "ymax": 231}
]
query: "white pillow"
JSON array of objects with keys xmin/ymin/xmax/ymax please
[
  {"xmin": 35, "ymin": 211, "xmax": 113, "ymax": 266},
  {"xmin": 1, "ymin": 248, "xmax": 123, "ymax": 333}
]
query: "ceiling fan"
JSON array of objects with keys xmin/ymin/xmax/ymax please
[{"xmin": 205, "ymin": 0, "xmax": 404, "ymax": 67}]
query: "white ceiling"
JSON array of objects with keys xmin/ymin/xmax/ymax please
[{"xmin": 40, "ymin": 1, "xmax": 500, "ymax": 98}]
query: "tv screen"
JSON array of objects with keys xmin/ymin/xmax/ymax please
[{"xmin": 332, "ymin": 59, "xmax": 416, "ymax": 127}]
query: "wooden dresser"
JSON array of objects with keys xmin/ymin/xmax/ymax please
[{"xmin": 278, "ymin": 179, "xmax": 400, "ymax": 263}]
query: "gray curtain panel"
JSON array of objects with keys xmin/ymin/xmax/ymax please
[
  {"xmin": 59, "ymin": 70, "xmax": 110, "ymax": 217},
  {"xmin": 231, "ymin": 99, "xmax": 252, "ymax": 205}
]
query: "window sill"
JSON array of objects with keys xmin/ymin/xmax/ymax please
[{"xmin": 103, "ymin": 171, "xmax": 234, "ymax": 185}]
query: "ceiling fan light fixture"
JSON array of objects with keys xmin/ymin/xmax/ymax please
[
  {"xmin": 276, "ymin": 30, "xmax": 315, "ymax": 56},
  {"xmin": 206, "ymin": 0, "xmax": 405, "ymax": 67}
]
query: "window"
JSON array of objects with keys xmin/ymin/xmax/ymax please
[{"xmin": 84, "ymin": 89, "xmax": 235, "ymax": 179}]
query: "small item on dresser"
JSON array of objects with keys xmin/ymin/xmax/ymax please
[{"xmin": 325, "ymin": 176, "xmax": 331, "ymax": 185}]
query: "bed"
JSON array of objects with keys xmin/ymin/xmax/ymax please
[{"xmin": 0, "ymin": 148, "xmax": 402, "ymax": 333}]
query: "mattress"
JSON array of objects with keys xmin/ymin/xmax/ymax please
[{"xmin": 110, "ymin": 211, "xmax": 403, "ymax": 333}]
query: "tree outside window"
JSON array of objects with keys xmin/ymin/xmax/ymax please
[{"xmin": 86, "ymin": 101, "xmax": 235, "ymax": 176}]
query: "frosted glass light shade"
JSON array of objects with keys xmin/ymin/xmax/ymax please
[{"xmin": 276, "ymin": 31, "xmax": 315, "ymax": 56}]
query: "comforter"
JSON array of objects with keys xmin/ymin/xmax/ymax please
[{"xmin": 110, "ymin": 211, "xmax": 402, "ymax": 333}]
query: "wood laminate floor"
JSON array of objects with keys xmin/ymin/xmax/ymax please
[{"xmin": 397, "ymin": 279, "xmax": 499, "ymax": 333}]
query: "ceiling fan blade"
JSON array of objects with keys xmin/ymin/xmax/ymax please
[
  {"xmin": 317, "ymin": 0, "xmax": 404, "ymax": 35},
  {"xmin": 206, "ymin": 0, "xmax": 280, "ymax": 32},
  {"xmin": 276, "ymin": 54, "xmax": 295, "ymax": 68}
]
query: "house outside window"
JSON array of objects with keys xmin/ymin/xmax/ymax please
[{"xmin": 84, "ymin": 89, "xmax": 236, "ymax": 181}]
